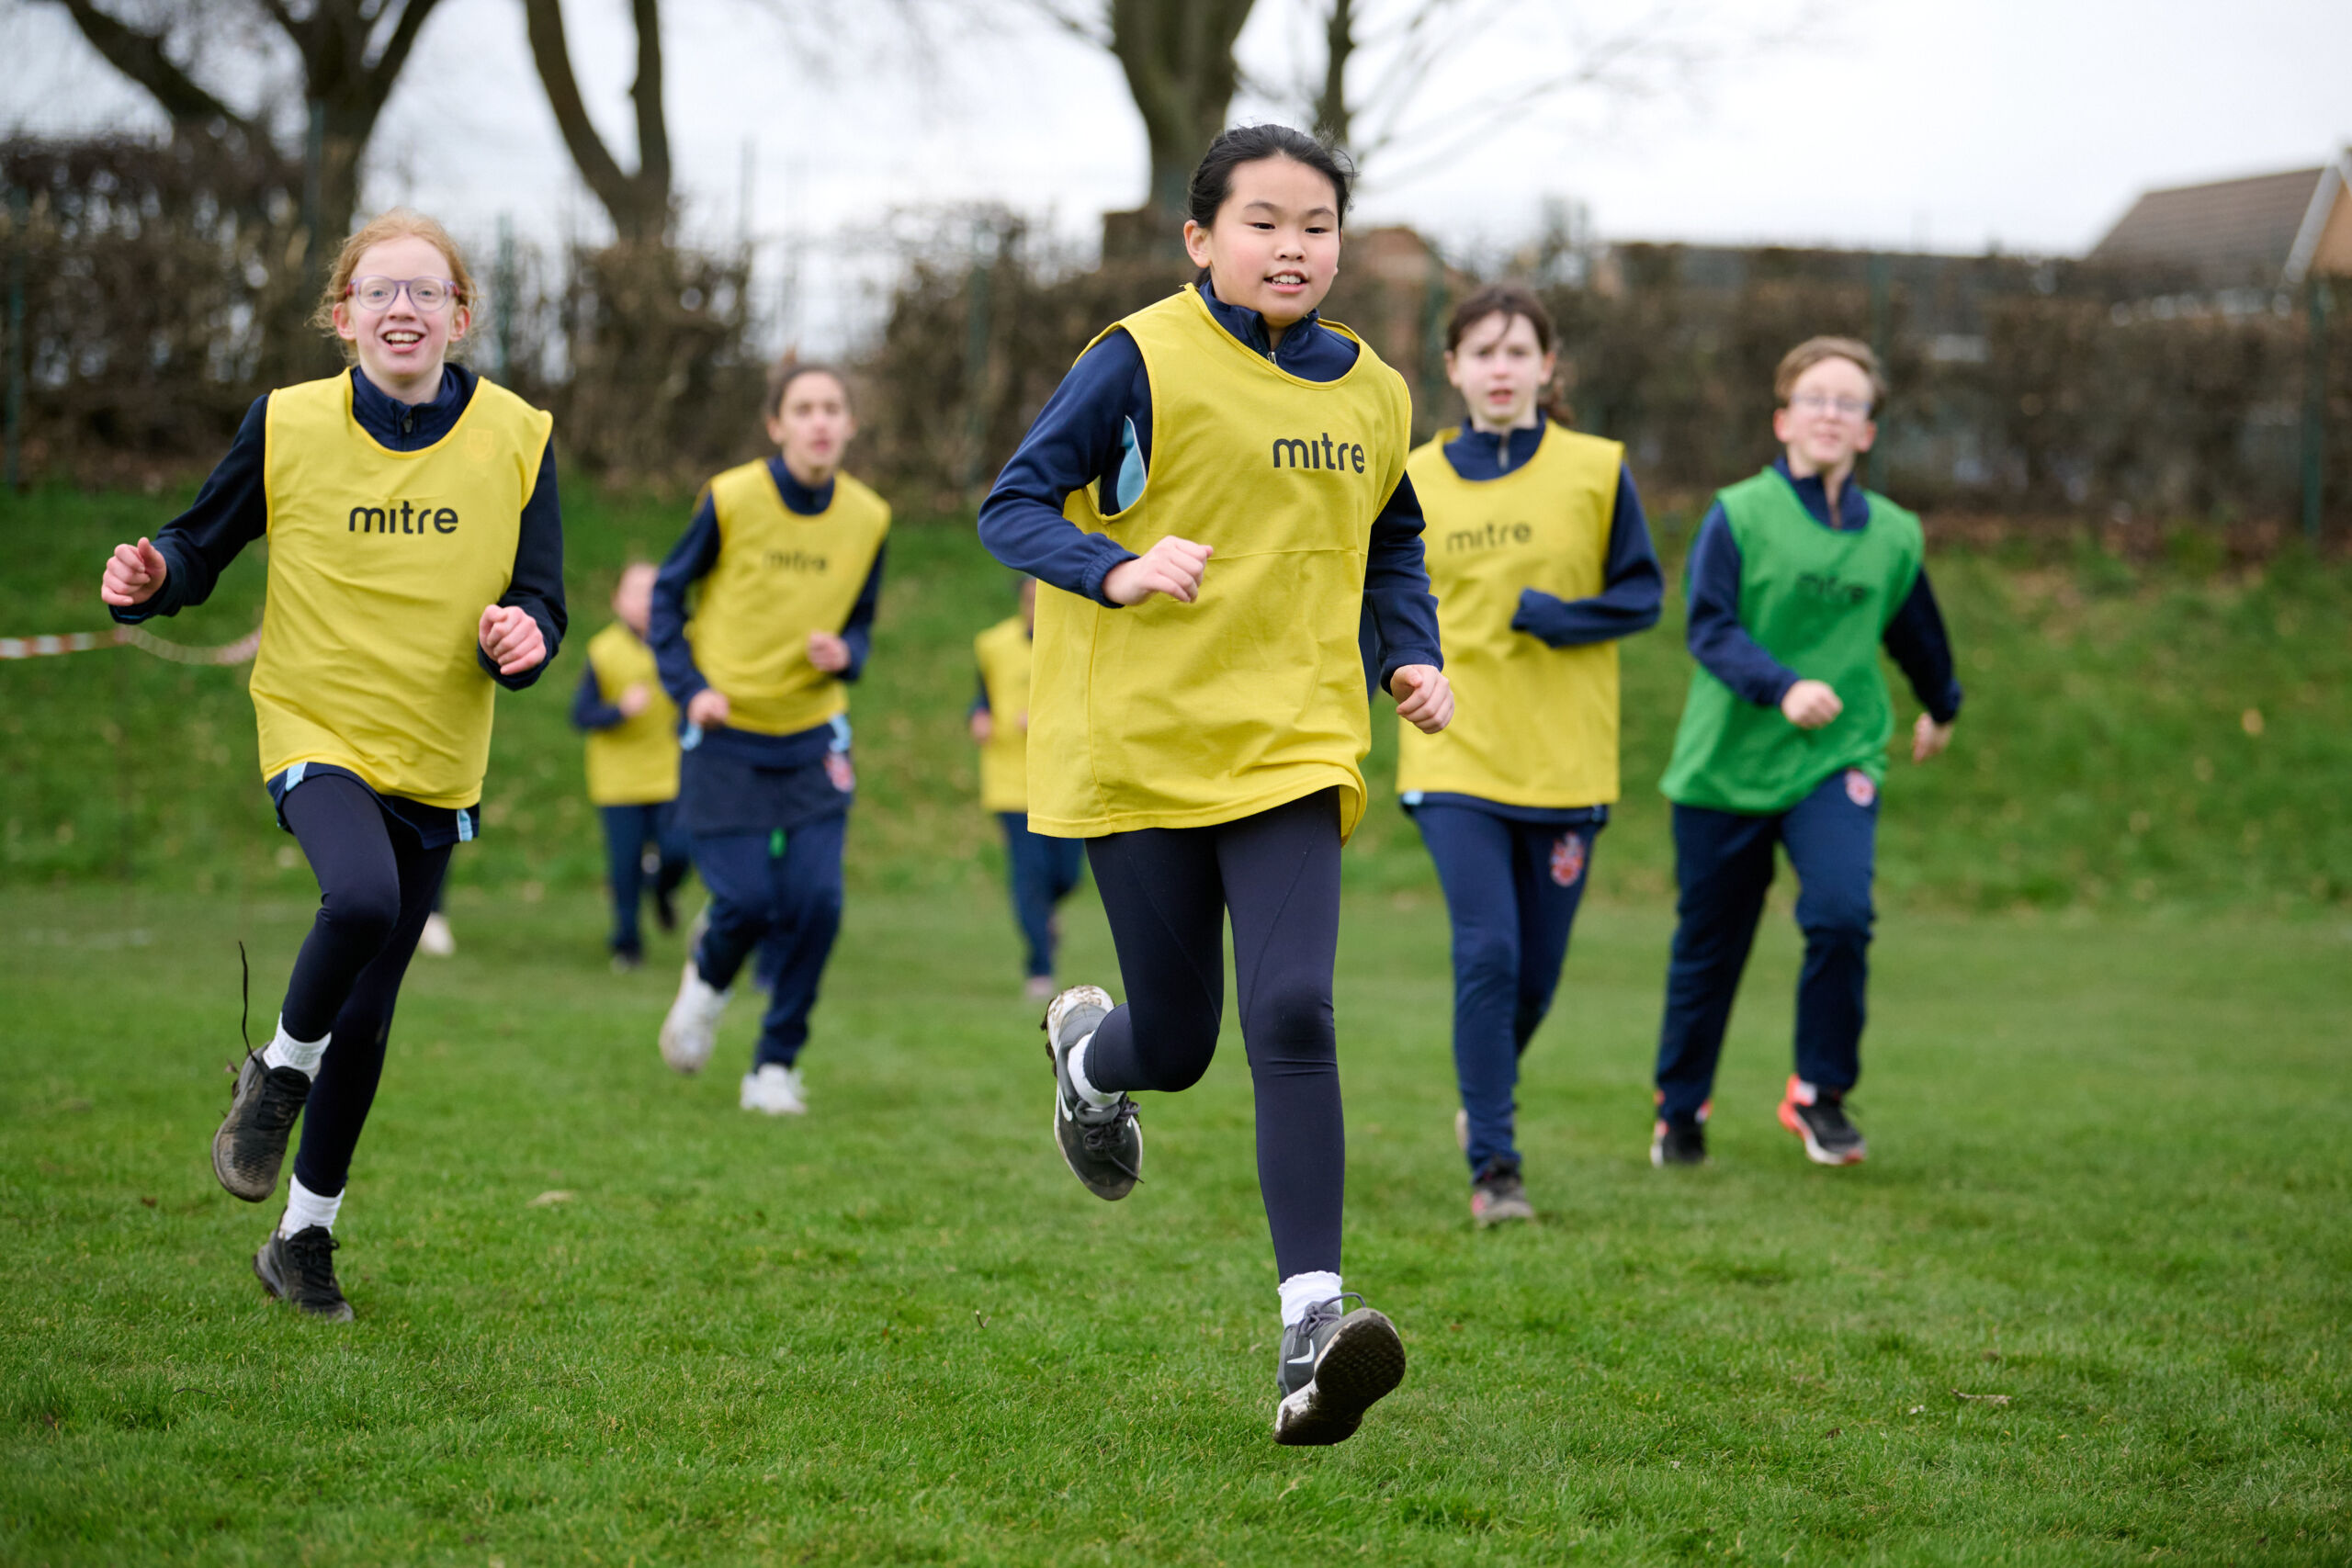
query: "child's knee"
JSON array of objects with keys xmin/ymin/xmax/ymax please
[
  {"xmin": 1453, "ymin": 929, "xmax": 1520, "ymax": 998},
  {"xmin": 321, "ymin": 878, "xmax": 401, "ymax": 949},
  {"xmin": 1797, "ymin": 886, "xmax": 1874, "ymax": 942}
]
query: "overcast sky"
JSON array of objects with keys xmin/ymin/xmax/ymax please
[{"xmin": 5, "ymin": 0, "xmax": 2346, "ymax": 344}]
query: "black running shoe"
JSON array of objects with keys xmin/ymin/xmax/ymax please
[
  {"xmin": 1274, "ymin": 1294, "xmax": 1407, "ymax": 1446},
  {"xmin": 1651, "ymin": 1119, "xmax": 1708, "ymax": 1167},
  {"xmin": 253, "ymin": 1225, "xmax": 354, "ymax": 1321},
  {"xmin": 1469, "ymin": 1157, "xmax": 1533, "ymax": 1227},
  {"xmin": 1042, "ymin": 984, "xmax": 1141, "ymax": 1201},
  {"xmin": 212, "ymin": 1053, "xmax": 311, "ymax": 1202},
  {"xmin": 1778, "ymin": 1076, "xmax": 1866, "ymax": 1165}
]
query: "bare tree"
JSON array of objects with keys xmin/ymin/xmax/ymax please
[
  {"xmin": 519, "ymin": 0, "xmax": 672, "ymax": 243},
  {"xmin": 1279, "ymin": 0, "xmax": 1747, "ymax": 183},
  {"xmin": 41, "ymin": 0, "xmax": 450, "ymax": 259},
  {"xmin": 1026, "ymin": 0, "xmax": 1261, "ymax": 234}
]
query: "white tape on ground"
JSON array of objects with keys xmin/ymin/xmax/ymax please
[{"xmin": 0, "ymin": 625, "xmax": 260, "ymax": 665}]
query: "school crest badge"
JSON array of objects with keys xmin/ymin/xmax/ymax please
[
  {"xmin": 1844, "ymin": 769, "xmax": 1876, "ymax": 808},
  {"xmin": 1549, "ymin": 832, "xmax": 1587, "ymax": 887},
  {"xmin": 825, "ymin": 751, "xmax": 856, "ymax": 793}
]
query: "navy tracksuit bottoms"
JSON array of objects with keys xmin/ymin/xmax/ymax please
[
  {"xmin": 1080, "ymin": 789, "xmax": 1345, "ymax": 1282},
  {"xmin": 277, "ymin": 773, "xmax": 452, "ymax": 1197},
  {"xmin": 1000, "ymin": 812, "xmax": 1086, "ymax": 978},
  {"xmin": 1414, "ymin": 806, "xmax": 1600, "ymax": 1176},
  {"xmin": 600, "ymin": 800, "xmax": 691, "ymax": 956},
  {"xmin": 1654, "ymin": 768, "xmax": 1878, "ymax": 1126},
  {"xmin": 690, "ymin": 812, "xmax": 848, "ymax": 1069}
]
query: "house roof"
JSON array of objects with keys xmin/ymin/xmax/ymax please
[{"xmin": 2088, "ymin": 156, "xmax": 2351, "ymax": 286}]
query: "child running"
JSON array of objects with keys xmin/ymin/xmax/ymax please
[
  {"xmin": 1650, "ymin": 336, "xmax": 1962, "ymax": 1168},
  {"xmin": 650, "ymin": 361, "xmax": 888, "ymax": 1118},
  {"xmin": 978, "ymin": 124, "xmax": 1453, "ymax": 1446},
  {"xmin": 970, "ymin": 577, "xmax": 1087, "ymax": 1001},
  {"xmin": 572, "ymin": 561, "xmax": 691, "ymax": 971},
  {"xmin": 98, "ymin": 209, "xmax": 564, "ymax": 1319},
  {"xmin": 1397, "ymin": 283, "xmax": 1662, "ymax": 1226}
]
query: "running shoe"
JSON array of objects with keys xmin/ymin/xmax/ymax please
[
  {"xmin": 740, "ymin": 1063, "xmax": 808, "ymax": 1115},
  {"xmin": 1651, "ymin": 1119, "xmax": 1708, "ymax": 1167},
  {"xmin": 659, "ymin": 960, "xmax": 729, "ymax": 1074},
  {"xmin": 1043, "ymin": 984, "xmax": 1140, "ymax": 1201},
  {"xmin": 254, "ymin": 1224, "xmax": 354, "ymax": 1321},
  {"xmin": 416, "ymin": 911, "xmax": 456, "ymax": 957},
  {"xmin": 1778, "ymin": 1076, "xmax": 1866, "ymax": 1165},
  {"xmin": 1469, "ymin": 1157, "xmax": 1533, "ymax": 1227},
  {"xmin": 1273, "ymin": 1294, "xmax": 1407, "ymax": 1446},
  {"xmin": 212, "ymin": 1052, "xmax": 310, "ymax": 1202}
]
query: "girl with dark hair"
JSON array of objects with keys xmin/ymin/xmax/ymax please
[
  {"xmin": 98, "ymin": 209, "xmax": 566, "ymax": 1320},
  {"xmin": 649, "ymin": 360, "xmax": 889, "ymax": 1118},
  {"xmin": 979, "ymin": 122, "xmax": 1451, "ymax": 1446},
  {"xmin": 1400, "ymin": 283, "xmax": 1663, "ymax": 1226}
]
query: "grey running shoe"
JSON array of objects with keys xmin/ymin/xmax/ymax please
[
  {"xmin": 1469, "ymin": 1157, "xmax": 1533, "ymax": 1227},
  {"xmin": 1651, "ymin": 1119, "xmax": 1708, "ymax": 1167},
  {"xmin": 1274, "ymin": 1294, "xmax": 1407, "ymax": 1446},
  {"xmin": 1042, "ymin": 985, "xmax": 1140, "ymax": 1201},
  {"xmin": 1778, "ymin": 1076, "xmax": 1866, "ymax": 1165},
  {"xmin": 212, "ymin": 1052, "xmax": 310, "ymax": 1202},
  {"xmin": 253, "ymin": 1225, "xmax": 354, "ymax": 1321}
]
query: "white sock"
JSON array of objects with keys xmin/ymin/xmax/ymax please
[
  {"xmin": 260, "ymin": 1014, "xmax": 328, "ymax": 1077},
  {"xmin": 1278, "ymin": 1270, "xmax": 1344, "ymax": 1328},
  {"xmin": 1066, "ymin": 1031, "xmax": 1117, "ymax": 1109},
  {"xmin": 279, "ymin": 1174, "xmax": 343, "ymax": 1236}
]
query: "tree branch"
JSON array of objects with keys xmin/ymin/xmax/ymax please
[
  {"xmin": 520, "ymin": 0, "xmax": 638, "ymax": 228},
  {"xmin": 42, "ymin": 0, "xmax": 258, "ymax": 133},
  {"xmin": 628, "ymin": 0, "xmax": 670, "ymax": 204}
]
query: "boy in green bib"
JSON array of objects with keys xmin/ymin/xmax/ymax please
[{"xmin": 1651, "ymin": 338, "xmax": 1962, "ymax": 1168}]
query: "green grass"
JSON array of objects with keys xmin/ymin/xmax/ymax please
[
  {"xmin": 4, "ymin": 483, "xmax": 2348, "ymax": 912},
  {"xmin": 2, "ymin": 886, "xmax": 2346, "ymax": 1563},
  {"xmin": 3, "ymin": 484, "xmax": 2348, "ymax": 1560}
]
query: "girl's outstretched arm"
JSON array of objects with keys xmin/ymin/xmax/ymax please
[
  {"xmin": 978, "ymin": 333, "xmax": 1147, "ymax": 604},
  {"xmin": 103, "ymin": 396, "xmax": 272, "ymax": 622},
  {"xmin": 476, "ymin": 444, "xmax": 565, "ymax": 687},
  {"xmin": 1361, "ymin": 473, "xmax": 1444, "ymax": 694}
]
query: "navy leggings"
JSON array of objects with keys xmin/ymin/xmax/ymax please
[
  {"xmin": 277, "ymin": 773, "xmax": 452, "ymax": 1197},
  {"xmin": 1000, "ymin": 812, "xmax": 1086, "ymax": 977},
  {"xmin": 691, "ymin": 811, "xmax": 848, "ymax": 1069},
  {"xmin": 1654, "ymin": 768, "xmax": 1878, "ymax": 1125},
  {"xmin": 1414, "ymin": 806, "xmax": 1599, "ymax": 1175},
  {"xmin": 1082, "ymin": 789, "xmax": 1345, "ymax": 1281},
  {"xmin": 600, "ymin": 801, "xmax": 691, "ymax": 955}
]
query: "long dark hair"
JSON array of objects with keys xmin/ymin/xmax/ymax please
[{"xmin": 1184, "ymin": 124, "xmax": 1356, "ymax": 287}]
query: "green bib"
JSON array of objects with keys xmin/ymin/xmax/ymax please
[{"xmin": 1659, "ymin": 468, "xmax": 1923, "ymax": 814}]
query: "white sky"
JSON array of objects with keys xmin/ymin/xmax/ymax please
[{"xmin": 4, "ymin": 0, "xmax": 2347, "ymax": 347}]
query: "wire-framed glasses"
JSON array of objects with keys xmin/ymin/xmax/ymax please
[
  {"xmin": 345, "ymin": 276, "xmax": 460, "ymax": 312},
  {"xmin": 1789, "ymin": 390, "xmax": 1871, "ymax": 419}
]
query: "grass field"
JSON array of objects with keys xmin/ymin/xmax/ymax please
[
  {"xmin": 6, "ymin": 482, "xmax": 2350, "ymax": 913},
  {"xmin": 3, "ymin": 884, "xmax": 2346, "ymax": 1564},
  {"xmin": 3, "ymin": 482, "xmax": 2348, "ymax": 1562}
]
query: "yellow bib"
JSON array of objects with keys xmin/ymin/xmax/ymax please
[
  {"xmin": 253, "ymin": 372, "xmax": 551, "ymax": 807},
  {"xmin": 583, "ymin": 621, "xmax": 680, "ymax": 806},
  {"xmin": 1399, "ymin": 425, "xmax": 1626, "ymax": 807},
  {"xmin": 1029, "ymin": 287, "xmax": 1411, "ymax": 840},
  {"xmin": 685, "ymin": 463, "xmax": 890, "ymax": 737},
  {"xmin": 974, "ymin": 614, "xmax": 1034, "ymax": 813}
]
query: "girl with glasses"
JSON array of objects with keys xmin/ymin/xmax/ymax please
[
  {"xmin": 1650, "ymin": 337, "xmax": 1962, "ymax": 1169},
  {"xmin": 98, "ymin": 209, "xmax": 565, "ymax": 1320}
]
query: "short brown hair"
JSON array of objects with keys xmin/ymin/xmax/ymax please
[
  {"xmin": 764, "ymin": 357, "xmax": 853, "ymax": 421},
  {"xmin": 1774, "ymin": 336, "xmax": 1887, "ymax": 409},
  {"xmin": 1446, "ymin": 283, "xmax": 1555, "ymax": 355},
  {"xmin": 311, "ymin": 209, "xmax": 476, "ymax": 357}
]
